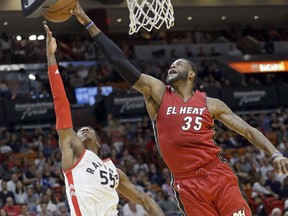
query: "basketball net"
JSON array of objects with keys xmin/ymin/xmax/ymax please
[{"xmin": 126, "ymin": 0, "xmax": 175, "ymax": 34}]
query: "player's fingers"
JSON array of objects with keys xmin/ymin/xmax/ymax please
[
  {"xmin": 44, "ymin": 24, "xmax": 49, "ymax": 34},
  {"xmin": 280, "ymin": 161, "xmax": 287, "ymax": 174},
  {"xmin": 70, "ymin": 6, "xmax": 77, "ymax": 15},
  {"xmin": 44, "ymin": 25, "xmax": 52, "ymax": 38},
  {"xmin": 281, "ymin": 160, "xmax": 288, "ymax": 175},
  {"xmin": 274, "ymin": 161, "xmax": 282, "ymax": 174},
  {"xmin": 70, "ymin": 2, "xmax": 80, "ymax": 15},
  {"xmin": 70, "ymin": 9, "xmax": 77, "ymax": 15}
]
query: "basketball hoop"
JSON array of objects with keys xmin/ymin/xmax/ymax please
[{"xmin": 126, "ymin": 0, "xmax": 175, "ymax": 35}]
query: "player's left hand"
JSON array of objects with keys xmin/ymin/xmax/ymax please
[
  {"xmin": 70, "ymin": 1, "xmax": 91, "ymax": 26},
  {"xmin": 272, "ymin": 155, "xmax": 288, "ymax": 175},
  {"xmin": 44, "ymin": 24, "xmax": 57, "ymax": 56}
]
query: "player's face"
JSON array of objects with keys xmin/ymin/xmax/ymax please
[
  {"xmin": 166, "ymin": 59, "xmax": 189, "ymax": 85},
  {"xmin": 77, "ymin": 127, "xmax": 97, "ymax": 143}
]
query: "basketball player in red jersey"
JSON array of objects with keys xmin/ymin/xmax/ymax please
[
  {"xmin": 71, "ymin": 3, "xmax": 288, "ymax": 216},
  {"xmin": 44, "ymin": 25, "xmax": 164, "ymax": 216}
]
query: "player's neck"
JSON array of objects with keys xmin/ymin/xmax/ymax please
[
  {"xmin": 85, "ymin": 142, "xmax": 99, "ymax": 155},
  {"xmin": 172, "ymin": 83, "xmax": 194, "ymax": 101}
]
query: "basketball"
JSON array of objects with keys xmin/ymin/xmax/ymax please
[{"xmin": 43, "ymin": 0, "xmax": 77, "ymax": 23}]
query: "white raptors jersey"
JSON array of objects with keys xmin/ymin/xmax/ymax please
[{"xmin": 63, "ymin": 149, "xmax": 119, "ymax": 216}]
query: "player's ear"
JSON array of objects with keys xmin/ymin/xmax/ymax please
[{"xmin": 188, "ymin": 70, "xmax": 195, "ymax": 78}]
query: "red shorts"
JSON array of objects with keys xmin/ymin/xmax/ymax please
[{"xmin": 172, "ymin": 157, "xmax": 252, "ymax": 216}]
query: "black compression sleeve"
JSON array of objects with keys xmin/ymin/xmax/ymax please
[{"xmin": 92, "ymin": 32, "xmax": 141, "ymax": 86}]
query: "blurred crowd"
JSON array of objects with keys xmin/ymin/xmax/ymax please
[
  {"xmin": 0, "ymin": 25, "xmax": 287, "ymax": 102},
  {"xmin": 0, "ymin": 107, "xmax": 287, "ymax": 215},
  {"xmin": 0, "ymin": 57, "xmax": 287, "ymax": 102},
  {"xmin": 1, "ymin": 25, "xmax": 287, "ymax": 65}
]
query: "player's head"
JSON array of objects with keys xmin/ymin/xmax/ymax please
[
  {"xmin": 166, "ymin": 58, "xmax": 197, "ymax": 87},
  {"xmin": 77, "ymin": 126, "xmax": 100, "ymax": 149}
]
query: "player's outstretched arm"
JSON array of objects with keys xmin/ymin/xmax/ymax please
[
  {"xmin": 207, "ymin": 97, "xmax": 288, "ymax": 175},
  {"xmin": 70, "ymin": 2, "xmax": 166, "ymax": 106},
  {"xmin": 45, "ymin": 25, "xmax": 84, "ymax": 170},
  {"xmin": 116, "ymin": 169, "xmax": 165, "ymax": 216}
]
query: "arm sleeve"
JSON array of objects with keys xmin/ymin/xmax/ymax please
[
  {"xmin": 48, "ymin": 65, "xmax": 73, "ymax": 130},
  {"xmin": 92, "ymin": 32, "xmax": 141, "ymax": 86}
]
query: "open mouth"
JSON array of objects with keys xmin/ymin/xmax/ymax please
[{"xmin": 168, "ymin": 69, "xmax": 177, "ymax": 76}]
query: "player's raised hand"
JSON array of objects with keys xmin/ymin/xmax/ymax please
[
  {"xmin": 70, "ymin": 1, "xmax": 91, "ymax": 26},
  {"xmin": 272, "ymin": 155, "xmax": 288, "ymax": 175},
  {"xmin": 44, "ymin": 24, "xmax": 57, "ymax": 56}
]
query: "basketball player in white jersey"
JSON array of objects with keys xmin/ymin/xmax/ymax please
[{"xmin": 44, "ymin": 25, "xmax": 164, "ymax": 216}]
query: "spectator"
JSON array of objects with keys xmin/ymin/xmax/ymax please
[
  {"xmin": 18, "ymin": 203, "xmax": 33, "ymax": 216},
  {"xmin": 0, "ymin": 80, "xmax": 11, "ymax": 98},
  {"xmin": 271, "ymin": 207, "xmax": 282, "ymax": 216},
  {"xmin": 133, "ymin": 157, "xmax": 149, "ymax": 174},
  {"xmin": 184, "ymin": 46, "xmax": 193, "ymax": 57},
  {"xmin": 9, "ymin": 69, "xmax": 31, "ymax": 99},
  {"xmin": 14, "ymin": 180, "xmax": 26, "ymax": 205},
  {"xmin": 122, "ymin": 200, "xmax": 148, "ymax": 216},
  {"xmin": 36, "ymin": 194, "xmax": 56, "ymax": 215},
  {"xmin": 84, "ymin": 42, "xmax": 96, "ymax": 60},
  {"xmin": 23, "ymin": 187, "xmax": 39, "ymax": 213},
  {"xmin": 263, "ymin": 38, "xmax": 274, "ymax": 54},
  {"xmin": 23, "ymin": 164, "xmax": 36, "ymax": 186},
  {"xmin": 0, "ymin": 209, "xmax": 8, "ymax": 216},
  {"xmin": 2, "ymin": 197, "xmax": 21, "ymax": 216},
  {"xmin": 0, "ymin": 181, "xmax": 15, "ymax": 207},
  {"xmin": 161, "ymin": 176, "xmax": 174, "ymax": 199},
  {"xmin": 9, "ymin": 134, "xmax": 20, "ymax": 153},
  {"xmin": 36, "ymin": 202, "xmax": 53, "ymax": 216},
  {"xmin": 0, "ymin": 139, "xmax": 12, "ymax": 154},
  {"xmin": 210, "ymin": 46, "xmax": 220, "ymax": 57},
  {"xmin": 264, "ymin": 170, "xmax": 281, "ymax": 195},
  {"xmin": 158, "ymin": 192, "xmax": 179, "ymax": 216},
  {"xmin": 55, "ymin": 202, "xmax": 69, "ymax": 216},
  {"xmin": 252, "ymin": 173, "xmax": 277, "ymax": 198},
  {"xmin": 7, "ymin": 174, "xmax": 19, "ymax": 193},
  {"xmin": 227, "ymin": 44, "xmax": 243, "ymax": 56},
  {"xmin": 197, "ymin": 46, "xmax": 206, "ymax": 57},
  {"xmin": 259, "ymin": 157, "xmax": 274, "ymax": 180},
  {"xmin": 279, "ymin": 177, "xmax": 288, "ymax": 199},
  {"xmin": 0, "ymin": 32, "xmax": 12, "ymax": 64}
]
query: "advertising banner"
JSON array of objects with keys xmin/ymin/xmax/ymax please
[
  {"xmin": 221, "ymin": 87, "xmax": 279, "ymax": 109},
  {"xmin": 278, "ymin": 86, "xmax": 288, "ymax": 106},
  {"xmin": 104, "ymin": 93, "xmax": 146, "ymax": 115},
  {"xmin": 4, "ymin": 99, "xmax": 55, "ymax": 122},
  {"xmin": 229, "ymin": 61, "xmax": 288, "ymax": 73}
]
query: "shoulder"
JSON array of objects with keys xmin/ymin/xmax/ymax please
[
  {"xmin": 206, "ymin": 96, "xmax": 220, "ymax": 106},
  {"xmin": 206, "ymin": 97, "xmax": 232, "ymax": 117},
  {"xmin": 116, "ymin": 168, "xmax": 126, "ymax": 178}
]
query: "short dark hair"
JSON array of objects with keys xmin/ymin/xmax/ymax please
[{"xmin": 180, "ymin": 58, "xmax": 198, "ymax": 85}]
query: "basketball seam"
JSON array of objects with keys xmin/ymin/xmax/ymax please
[
  {"xmin": 46, "ymin": 0, "xmax": 75, "ymax": 13},
  {"xmin": 43, "ymin": 13, "xmax": 71, "ymax": 22}
]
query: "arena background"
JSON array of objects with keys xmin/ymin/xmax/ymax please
[{"xmin": 0, "ymin": 0, "xmax": 287, "ymax": 216}]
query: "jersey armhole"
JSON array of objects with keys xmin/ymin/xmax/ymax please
[
  {"xmin": 155, "ymin": 86, "xmax": 169, "ymax": 121},
  {"xmin": 204, "ymin": 95, "xmax": 215, "ymax": 121},
  {"xmin": 102, "ymin": 157, "xmax": 111, "ymax": 162}
]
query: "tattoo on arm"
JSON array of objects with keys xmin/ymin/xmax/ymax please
[
  {"xmin": 213, "ymin": 98, "xmax": 277, "ymax": 155},
  {"xmin": 47, "ymin": 55, "xmax": 57, "ymax": 66}
]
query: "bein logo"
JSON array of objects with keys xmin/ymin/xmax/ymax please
[{"xmin": 233, "ymin": 209, "xmax": 245, "ymax": 216}]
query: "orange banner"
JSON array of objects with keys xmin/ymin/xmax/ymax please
[{"xmin": 229, "ymin": 61, "xmax": 288, "ymax": 73}]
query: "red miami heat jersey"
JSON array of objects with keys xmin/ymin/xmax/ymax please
[
  {"xmin": 63, "ymin": 149, "xmax": 119, "ymax": 216},
  {"xmin": 153, "ymin": 87, "xmax": 221, "ymax": 176}
]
